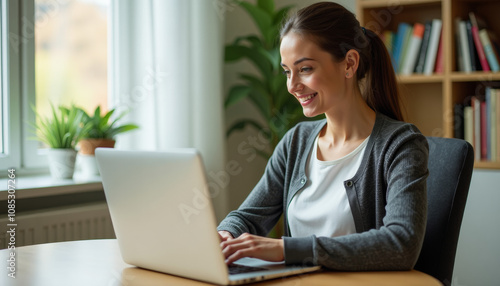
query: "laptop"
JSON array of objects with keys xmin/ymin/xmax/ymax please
[{"xmin": 95, "ymin": 148, "xmax": 321, "ymax": 285}]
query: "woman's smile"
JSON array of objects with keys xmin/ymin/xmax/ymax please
[{"xmin": 296, "ymin": 92, "xmax": 318, "ymax": 106}]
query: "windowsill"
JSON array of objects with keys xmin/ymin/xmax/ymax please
[{"xmin": 0, "ymin": 173, "xmax": 103, "ymax": 200}]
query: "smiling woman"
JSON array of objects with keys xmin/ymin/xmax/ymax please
[{"xmin": 217, "ymin": 1, "xmax": 429, "ymax": 272}]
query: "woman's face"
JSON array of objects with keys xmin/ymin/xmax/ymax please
[{"xmin": 280, "ymin": 32, "xmax": 348, "ymax": 118}]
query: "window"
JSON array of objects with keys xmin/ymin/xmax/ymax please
[
  {"xmin": 34, "ymin": 0, "xmax": 109, "ymax": 119},
  {"xmin": 0, "ymin": 0, "xmax": 109, "ymax": 173}
]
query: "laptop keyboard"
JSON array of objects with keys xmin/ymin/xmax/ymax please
[{"xmin": 228, "ymin": 264, "xmax": 267, "ymax": 275}]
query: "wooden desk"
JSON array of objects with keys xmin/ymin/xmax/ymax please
[{"xmin": 1, "ymin": 239, "xmax": 442, "ymax": 286}]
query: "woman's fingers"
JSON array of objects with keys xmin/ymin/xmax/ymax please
[
  {"xmin": 218, "ymin": 230, "xmax": 234, "ymax": 242},
  {"xmin": 220, "ymin": 233, "xmax": 284, "ymax": 264}
]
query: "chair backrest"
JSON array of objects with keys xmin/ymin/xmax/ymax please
[{"xmin": 414, "ymin": 137, "xmax": 474, "ymax": 285}]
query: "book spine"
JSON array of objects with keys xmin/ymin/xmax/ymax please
[
  {"xmin": 481, "ymin": 101, "xmax": 487, "ymax": 160},
  {"xmin": 459, "ymin": 20, "xmax": 472, "ymax": 72},
  {"xmin": 466, "ymin": 20, "xmax": 477, "ymax": 71},
  {"xmin": 454, "ymin": 104, "xmax": 464, "ymax": 139},
  {"xmin": 473, "ymin": 97, "xmax": 481, "ymax": 161},
  {"xmin": 491, "ymin": 89, "xmax": 497, "ymax": 161},
  {"xmin": 415, "ymin": 21, "xmax": 432, "ymax": 74},
  {"xmin": 393, "ymin": 23, "xmax": 410, "ymax": 73},
  {"xmin": 401, "ymin": 23, "xmax": 424, "ymax": 75},
  {"xmin": 399, "ymin": 26, "xmax": 414, "ymax": 73},
  {"xmin": 486, "ymin": 87, "xmax": 491, "ymax": 160},
  {"xmin": 496, "ymin": 89, "xmax": 500, "ymax": 162},
  {"xmin": 471, "ymin": 25, "xmax": 491, "ymax": 71},
  {"xmin": 434, "ymin": 31, "xmax": 444, "ymax": 74},
  {"xmin": 424, "ymin": 19, "xmax": 442, "ymax": 75},
  {"xmin": 464, "ymin": 105, "xmax": 474, "ymax": 147},
  {"xmin": 479, "ymin": 29, "xmax": 500, "ymax": 72}
]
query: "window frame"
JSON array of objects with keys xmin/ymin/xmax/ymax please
[
  {"xmin": 0, "ymin": 0, "xmax": 23, "ymax": 173},
  {"xmin": 0, "ymin": 0, "xmax": 113, "ymax": 176}
]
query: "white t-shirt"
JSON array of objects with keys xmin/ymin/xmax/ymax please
[{"xmin": 287, "ymin": 135, "xmax": 369, "ymax": 238}]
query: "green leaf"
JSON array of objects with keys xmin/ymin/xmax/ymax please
[
  {"xmin": 273, "ymin": 5, "xmax": 294, "ymax": 26},
  {"xmin": 239, "ymin": 2, "xmax": 273, "ymax": 46},
  {"xmin": 225, "ymin": 44, "xmax": 273, "ymax": 79},
  {"xmin": 225, "ymin": 85, "xmax": 252, "ymax": 108},
  {"xmin": 233, "ymin": 35, "xmax": 262, "ymax": 48},
  {"xmin": 257, "ymin": 0, "xmax": 274, "ymax": 16},
  {"xmin": 226, "ymin": 119, "xmax": 267, "ymax": 137}
]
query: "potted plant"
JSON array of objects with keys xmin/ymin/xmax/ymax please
[
  {"xmin": 77, "ymin": 106, "xmax": 139, "ymax": 176},
  {"xmin": 224, "ymin": 0, "xmax": 320, "ymax": 158},
  {"xmin": 31, "ymin": 104, "xmax": 91, "ymax": 179}
]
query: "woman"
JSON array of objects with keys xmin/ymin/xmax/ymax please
[{"xmin": 217, "ymin": 2, "xmax": 429, "ymax": 271}]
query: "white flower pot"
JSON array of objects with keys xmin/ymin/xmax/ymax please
[
  {"xmin": 78, "ymin": 154, "xmax": 100, "ymax": 177},
  {"xmin": 47, "ymin": 149, "xmax": 77, "ymax": 179}
]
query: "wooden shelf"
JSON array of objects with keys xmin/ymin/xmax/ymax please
[
  {"xmin": 358, "ymin": 0, "xmax": 500, "ymax": 169},
  {"xmin": 450, "ymin": 72, "xmax": 500, "ymax": 82},
  {"xmin": 358, "ymin": 0, "xmax": 441, "ymax": 9},
  {"xmin": 474, "ymin": 161, "xmax": 500, "ymax": 169},
  {"xmin": 398, "ymin": 74, "xmax": 445, "ymax": 84}
]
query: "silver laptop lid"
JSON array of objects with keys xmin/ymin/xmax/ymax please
[{"xmin": 95, "ymin": 148, "xmax": 230, "ymax": 285}]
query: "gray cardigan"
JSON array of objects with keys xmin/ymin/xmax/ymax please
[{"xmin": 218, "ymin": 113, "xmax": 429, "ymax": 271}]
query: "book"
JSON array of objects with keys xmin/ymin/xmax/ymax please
[
  {"xmin": 469, "ymin": 12, "xmax": 490, "ymax": 72},
  {"xmin": 455, "ymin": 18, "xmax": 464, "ymax": 72},
  {"xmin": 424, "ymin": 19, "xmax": 442, "ymax": 75},
  {"xmin": 472, "ymin": 96, "xmax": 481, "ymax": 160},
  {"xmin": 399, "ymin": 26, "xmax": 414, "ymax": 73},
  {"xmin": 434, "ymin": 31, "xmax": 444, "ymax": 74},
  {"xmin": 401, "ymin": 23, "xmax": 424, "ymax": 75},
  {"xmin": 479, "ymin": 29, "xmax": 500, "ymax": 72},
  {"xmin": 496, "ymin": 89, "xmax": 500, "ymax": 162},
  {"xmin": 454, "ymin": 104, "xmax": 464, "ymax": 139},
  {"xmin": 382, "ymin": 30, "xmax": 394, "ymax": 55},
  {"xmin": 466, "ymin": 20, "xmax": 478, "ymax": 71},
  {"xmin": 489, "ymin": 88, "xmax": 497, "ymax": 161},
  {"xmin": 464, "ymin": 105, "xmax": 474, "ymax": 146},
  {"xmin": 392, "ymin": 22, "xmax": 411, "ymax": 73},
  {"xmin": 457, "ymin": 18, "xmax": 472, "ymax": 72},
  {"xmin": 414, "ymin": 21, "xmax": 432, "ymax": 74},
  {"xmin": 486, "ymin": 87, "xmax": 492, "ymax": 160},
  {"xmin": 481, "ymin": 101, "xmax": 487, "ymax": 160}
]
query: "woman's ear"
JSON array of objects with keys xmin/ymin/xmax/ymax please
[{"xmin": 344, "ymin": 49, "xmax": 360, "ymax": 78}]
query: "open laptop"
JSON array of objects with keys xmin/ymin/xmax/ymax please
[{"xmin": 95, "ymin": 148, "xmax": 321, "ymax": 285}]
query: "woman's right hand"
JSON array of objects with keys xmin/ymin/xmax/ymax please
[{"xmin": 218, "ymin": 230, "xmax": 234, "ymax": 242}]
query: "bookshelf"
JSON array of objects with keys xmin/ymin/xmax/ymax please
[{"xmin": 357, "ymin": 0, "xmax": 500, "ymax": 169}]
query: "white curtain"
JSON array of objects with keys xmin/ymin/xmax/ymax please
[{"xmin": 109, "ymin": 0, "xmax": 227, "ymax": 220}]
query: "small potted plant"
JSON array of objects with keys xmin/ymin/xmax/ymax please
[
  {"xmin": 31, "ymin": 104, "xmax": 91, "ymax": 179},
  {"xmin": 77, "ymin": 106, "xmax": 139, "ymax": 176}
]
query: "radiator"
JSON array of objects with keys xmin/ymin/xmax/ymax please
[{"xmin": 0, "ymin": 202, "xmax": 115, "ymax": 249}]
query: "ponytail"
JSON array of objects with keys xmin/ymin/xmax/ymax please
[
  {"xmin": 363, "ymin": 28, "xmax": 404, "ymax": 121},
  {"xmin": 280, "ymin": 2, "xmax": 404, "ymax": 121}
]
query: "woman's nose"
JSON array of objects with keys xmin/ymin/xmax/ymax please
[{"xmin": 288, "ymin": 74, "xmax": 303, "ymax": 94}]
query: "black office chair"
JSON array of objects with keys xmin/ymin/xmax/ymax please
[{"xmin": 414, "ymin": 137, "xmax": 474, "ymax": 285}]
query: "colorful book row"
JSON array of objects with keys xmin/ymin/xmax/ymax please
[
  {"xmin": 455, "ymin": 85, "xmax": 500, "ymax": 162},
  {"xmin": 382, "ymin": 19, "xmax": 443, "ymax": 75},
  {"xmin": 455, "ymin": 12, "xmax": 500, "ymax": 73}
]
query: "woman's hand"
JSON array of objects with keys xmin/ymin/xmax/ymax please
[
  {"xmin": 220, "ymin": 233, "xmax": 284, "ymax": 265},
  {"xmin": 218, "ymin": 230, "xmax": 234, "ymax": 242}
]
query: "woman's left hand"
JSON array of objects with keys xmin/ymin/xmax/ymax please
[{"xmin": 220, "ymin": 233, "xmax": 284, "ymax": 265}]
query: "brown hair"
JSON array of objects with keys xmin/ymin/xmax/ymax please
[{"xmin": 280, "ymin": 2, "xmax": 403, "ymax": 121}]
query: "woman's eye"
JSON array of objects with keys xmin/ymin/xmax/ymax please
[
  {"xmin": 282, "ymin": 70, "xmax": 291, "ymax": 77},
  {"xmin": 300, "ymin": 67, "xmax": 312, "ymax": 73}
]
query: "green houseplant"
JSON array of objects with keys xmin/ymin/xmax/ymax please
[
  {"xmin": 224, "ymin": 0, "xmax": 317, "ymax": 158},
  {"xmin": 77, "ymin": 106, "xmax": 139, "ymax": 155},
  {"xmin": 32, "ymin": 104, "xmax": 91, "ymax": 179},
  {"xmin": 76, "ymin": 106, "xmax": 138, "ymax": 177}
]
